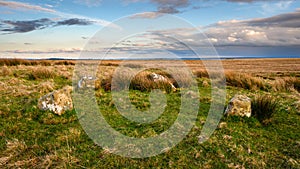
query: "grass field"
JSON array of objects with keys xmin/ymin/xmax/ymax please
[{"xmin": 0, "ymin": 59, "xmax": 299, "ymax": 168}]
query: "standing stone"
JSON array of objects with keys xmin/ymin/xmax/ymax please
[
  {"xmin": 38, "ymin": 86, "xmax": 73, "ymax": 115},
  {"xmin": 225, "ymin": 95, "xmax": 251, "ymax": 117}
]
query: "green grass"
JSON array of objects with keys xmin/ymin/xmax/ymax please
[{"xmin": 0, "ymin": 65, "xmax": 299, "ymax": 168}]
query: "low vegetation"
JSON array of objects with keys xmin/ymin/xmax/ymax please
[
  {"xmin": 251, "ymin": 94, "xmax": 279, "ymax": 125},
  {"xmin": 272, "ymin": 77, "xmax": 300, "ymax": 92},
  {"xmin": 0, "ymin": 59, "xmax": 299, "ymax": 168},
  {"xmin": 0, "ymin": 58, "xmax": 75, "ymax": 66},
  {"xmin": 27, "ymin": 67, "xmax": 57, "ymax": 80},
  {"xmin": 194, "ymin": 70, "xmax": 300, "ymax": 93}
]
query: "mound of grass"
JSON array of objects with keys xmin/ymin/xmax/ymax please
[
  {"xmin": 100, "ymin": 69, "xmax": 178, "ymax": 93},
  {"xmin": 251, "ymin": 94, "xmax": 279, "ymax": 125},
  {"xmin": 194, "ymin": 70, "xmax": 266, "ymax": 90},
  {"xmin": 27, "ymin": 68, "xmax": 57, "ymax": 80},
  {"xmin": 225, "ymin": 72, "xmax": 267, "ymax": 91},
  {"xmin": 0, "ymin": 65, "xmax": 12, "ymax": 76},
  {"xmin": 273, "ymin": 77, "xmax": 300, "ymax": 92}
]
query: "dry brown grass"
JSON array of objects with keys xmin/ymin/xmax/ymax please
[
  {"xmin": 0, "ymin": 65, "xmax": 12, "ymax": 76},
  {"xmin": 0, "ymin": 139, "xmax": 27, "ymax": 167},
  {"xmin": 0, "ymin": 59, "xmax": 75, "ymax": 67},
  {"xmin": 186, "ymin": 58, "xmax": 300, "ymax": 76},
  {"xmin": 225, "ymin": 72, "xmax": 267, "ymax": 90},
  {"xmin": 0, "ymin": 65, "xmax": 74, "ymax": 98},
  {"xmin": 54, "ymin": 60, "xmax": 75, "ymax": 66},
  {"xmin": 28, "ymin": 67, "xmax": 57, "ymax": 80},
  {"xmin": 0, "ymin": 59, "xmax": 51, "ymax": 66},
  {"xmin": 100, "ymin": 68, "xmax": 179, "ymax": 93},
  {"xmin": 272, "ymin": 77, "xmax": 300, "ymax": 92},
  {"xmin": 0, "ymin": 138, "xmax": 81, "ymax": 168},
  {"xmin": 193, "ymin": 70, "xmax": 267, "ymax": 90},
  {"xmin": 194, "ymin": 68, "xmax": 300, "ymax": 92}
]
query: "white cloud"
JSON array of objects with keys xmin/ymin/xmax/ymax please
[
  {"xmin": 260, "ymin": 0, "xmax": 294, "ymax": 15},
  {"xmin": 130, "ymin": 12, "xmax": 163, "ymax": 19},
  {"xmin": 74, "ymin": 0, "xmax": 102, "ymax": 7},
  {"xmin": 227, "ymin": 36, "xmax": 237, "ymax": 42},
  {"xmin": 142, "ymin": 9, "xmax": 300, "ymax": 48},
  {"xmin": 0, "ymin": 0, "xmax": 56, "ymax": 13}
]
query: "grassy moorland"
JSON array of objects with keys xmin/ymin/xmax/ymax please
[{"xmin": 0, "ymin": 59, "xmax": 299, "ymax": 168}]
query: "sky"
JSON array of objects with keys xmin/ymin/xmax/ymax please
[{"xmin": 0, "ymin": 0, "xmax": 300, "ymax": 59}]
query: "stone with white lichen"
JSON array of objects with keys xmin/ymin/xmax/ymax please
[
  {"xmin": 38, "ymin": 86, "xmax": 73, "ymax": 115},
  {"xmin": 224, "ymin": 95, "xmax": 251, "ymax": 117}
]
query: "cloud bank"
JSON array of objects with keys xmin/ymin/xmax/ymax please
[
  {"xmin": 0, "ymin": 0, "xmax": 112, "ymax": 27},
  {"xmin": 124, "ymin": 8, "xmax": 300, "ymax": 57},
  {"xmin": 0, "ymin": 18, "xmax": 94, "ymax": 33},
  {"xmin": 130, "ymin": 0, "xmax": 295, "ymax": 18}
]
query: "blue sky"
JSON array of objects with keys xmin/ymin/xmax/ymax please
[{"xmin": 0, "ymin": 0, "xmax": 300, "ymax": 59}]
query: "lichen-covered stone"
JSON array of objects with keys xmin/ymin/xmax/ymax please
[
  {"xmin": 225, "ymin": 95, "xmax": 251, "ymax": 117},
  {"xmin": 38, "ymin": 86, "xmax": 73, "ymax": 115},
  {"xmin": 149, "ymin": 73, "xmax": 176, "ymax": 91},
  {"xmin": 77, "ymin": 75, "xmax": 96, "ymax": 89}
]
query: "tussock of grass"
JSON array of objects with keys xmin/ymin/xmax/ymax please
[
  {"xmin": 27, "ymin": 67, "xmax": 57, "ymax": 80},
  {"xmin": 100, "ymin": 69, "xmax": 178, "ymax": 93},
  {"xmin": 193, "ymin": 70, "xmax": 224, "ymax": 79},
  {"xmin": 194, "ymin": 70, "xmax": 267, "ymax": 90},
  {"xmin": 272, "ymin": 77, "xmax": 300, "ymax": 92},
  {"xmin": 251, "ymin": 94, "xmax": 279, "ymax": 125},
  {"xmin": 0, "ymin": 65, "xmax": 11, "ymax": 76},
  {"xmin": 194, "ymin": 70, "xmax": 209, "ymax": 78},
  {"xmin": 225, "ymin": 72, "xmax": 266, "ymax": 90}
]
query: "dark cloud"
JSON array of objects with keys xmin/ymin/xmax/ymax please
[
  {"xmin": 225, "ymin": 0, "xmax": 277, "ymax": 2},
  {"xmin": 1, "ymin": 18, "xmax": 95, "ymax": 34},
  {"xmin": 157, "ymin": 6, "xmax": 180, "ymax": 14},
  {"xmin": 56, "ymin": 18, "xmax": 93, "ymax": 26},
  {"xmin": 1, "ymin": 18, "xmax": 53, "ymax": 33},
  {"xmin": 213, "ymin": 9, "xmax": 300, "ymax": 28},
  {"xmin": 151, "ymin": 0, "xmax": 189, "ymax": 8},
  {"xmin": 226, "ymin": 0, "xmax": 257, "ymax": 2},
  {"xmin": 245, "ymin": 10, "xmax": 300, "ymax": 28},
  {"xmin": 130, "ymin": 0, "xmax": 275, "ymax": 17},
  {"xmin": 152, "ymin": 0, "xmax": 189, "ymax": 14},
  {"xmin": 129, "ymin": 0, "xmax": 190, "ymax": 18}
]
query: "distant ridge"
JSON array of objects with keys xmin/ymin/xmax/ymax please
[{"xmin": 2, "ymin": 56, "xmax": 299, "ymax": 61}]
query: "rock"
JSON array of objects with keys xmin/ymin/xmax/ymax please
[
  {"xmin": 38, "ymin": 86, "xmax": 73, "ymax": 115},
  {"xmin": 224, "ymin": 95, "xmax": 251, "ymax": 117},
  {"xmin": 77, "ymin": 75, "xmax": 96, "ymax": 89},
  {"xmin": 149, "ymin": 73, "xmax": 176, "ymax": 91}
]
